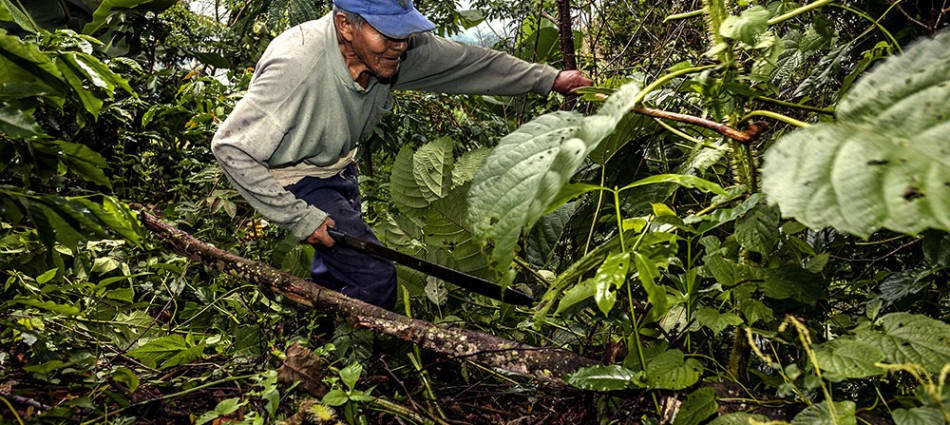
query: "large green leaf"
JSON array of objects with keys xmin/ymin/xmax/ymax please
[
  {"xmin": 790, "ymin": 401, "xmax": 857, "ymax": 425},
  {"xmin": 892, "ymin": 407, "xmax": 946, "ymax": 425},
  {"xmin": 468, "ymin": 82, "xmax": 644, "ymax": 272},
  {"xmin": 390, "ymin": 145, "xmax": 428, "ymax": 216},
  {"xmin": 0, "ymin": 101, "xmax": 43, "ymax": 138},
  {"xmin": 424, "ymin": 186, "xmax": 491, "ymax": 278},
  {"xmin": 566, "ymin": 364, "xmax": 643, "ymax": 391},
  {"xmin": 645, "ymin": 349, "xmax": 703, "ymax": 390},
  {"xmin": 856, "ymin": 312, "xmax": 950, "ymax": 373},
  {"xmin": 83, "ymin": 0, "xmax": 175, "ymax": 35},
  {"xmin": 814, "ymin": 339, "xmax": 886, "ymax": 379},
  {"xmin": 413, "ymin": 136, "xmax": 453, "ymax": 202},
  {"xmin": 673, "ymin": 387, "xmax": 718, "ymax": 425},
  {"xmin": 763, "ymin": 30, "xmax": 950, "ymax": 238}
]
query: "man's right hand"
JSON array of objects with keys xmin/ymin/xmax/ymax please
[{"xmin": 305, "ymin": 217, "xmax": 337, "ymax": 247}]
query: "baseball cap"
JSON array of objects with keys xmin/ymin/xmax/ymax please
[{"xmin": 333, "ymin": 0, "xmax": 436, "ymax": 39}]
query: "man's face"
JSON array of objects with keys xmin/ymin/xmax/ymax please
[{"xmin": 350, "ymin": 23, "xmax": 411, "ymax": 79}]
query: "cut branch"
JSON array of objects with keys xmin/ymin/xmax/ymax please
[
  {"xmin": 632, "ymin": 106, "xmax": 768, "ymax": 143},
  {"xmin": 140, "ymin": 212, "xmax": 598, "ymax": 385}
]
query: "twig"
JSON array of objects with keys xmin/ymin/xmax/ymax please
[
  {"xmin": 2, "ymin": 390, "xmax": 52, "ymax": 411},
  {"xmin": 632, "ymin": 106, "xmax": 768, "ymax": 143}
]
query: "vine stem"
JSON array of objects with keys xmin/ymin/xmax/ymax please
[
  {"xmin": 634, "ymin": 64, "xmax": 717, "ymax": 106},
  {"xmin": 742, "ymin": 110, "xmax": 809, "ymax": 128},
  {"xmin": 0, "ymin": 394, "xmax": 26, "ymax": 425},
  {"xmin": 753, "ymin": 95, "xmax": 835, "ymax": 115},
  {"xmin": 767, "ymin": 0, "xmax": 834, "ymax": 25}
]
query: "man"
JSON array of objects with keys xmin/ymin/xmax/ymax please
[{"xmin": 212, "ymin": 0, "xmax": 592, "ymax": 310}]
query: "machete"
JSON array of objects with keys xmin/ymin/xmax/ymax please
[{"xmin": 327, "ymin": 228, "xmax": 534, "ymax": 306}]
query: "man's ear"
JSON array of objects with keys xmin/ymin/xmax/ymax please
[{"xmin": 335, "ymin": 12, "xmax": 355, "ymax": 42}]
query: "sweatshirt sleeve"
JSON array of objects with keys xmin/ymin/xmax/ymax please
[
  {"xmin": 393, "ymin": 34, "xmax": 560, "ymax": 95},
  {"xmin": 211, "ymin": 68, "xmax": 329, "ymax": 241}
]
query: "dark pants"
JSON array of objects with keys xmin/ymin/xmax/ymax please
[{"xmin": 285, "ymin": 165, "xmax": 396, "ymax": 309}]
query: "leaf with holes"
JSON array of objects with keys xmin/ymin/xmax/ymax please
[{"xmin": 763, "ymin": 30, "xmax": 950, "ymax": 238}]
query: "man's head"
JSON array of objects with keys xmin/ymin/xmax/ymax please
[
  {"xmin": 332, "ymin": 0, "xmax": 435, "ymax": 39},
  {"xmin": 333, "ymin": 0, "xmax": 435, "ymax": 81}
]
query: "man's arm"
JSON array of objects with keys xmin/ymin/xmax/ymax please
[
  {"xmin": 394, "ymin": 34, "xmax": 563, "ymax": 95},
  {"xmin": 553, "ymin": 70, "xmax": 593, "ymax": 95}
]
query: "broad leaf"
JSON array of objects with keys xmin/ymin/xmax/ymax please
[
  {"xmin": 468, "ymin": 81, "xmax": 645, "ymax": 272},
  {"xmin": 0, "ymin": 102, "xmax": 43, "ymax": 138},
  {"xmin": 814, "ymin": 339, "xmax": 886, "ymax": 379},
  {"xmin": 672, "ymin": 387, "xmax": 718, "ymax": 425},
  {"xmin": 720, "ymin": 6, "xmax": 770, "ymax": 45},
  {"xmin": 708, "ymin": 413, "xmax": 770, "ymax": 425},
  {"xmin": 83, "ymin": 0, "xmax": 176, "ymax": 35},
  {"xmin": 390, "ymin": 146, "xmax": 428, "ymax": 216},
  {"xmin": 735, "ymin": 203, "xmax": 780, "ymax": 254},
  {"xmin": 892, "ymin": 407, "xmax": 946, "ymax": 425},
  {"xmin": 413, "ymin": 137, "xmax": 453, "ymax": 202},
  {"xmin": 763, "ymin": 30, "xmax": 950, "ymax": 238},
  {"xmin": 646, "ymin": 349, "xmax": 703, "ymax": 390},
  {"xmin": 790, "ymin": 401, "xmax": 857, "ymax": 425},
  {"xmin": 566, "ymin": 364, "xmax": 643, "ymax": 391},
  {"xmin": 425, "ymin": 186, "xmax": 491, "ymax": 278},
  {"xmin": 592, "ymin": 252, "xmax": 630, "ymax": 316},
  {"xmin": 694, "ymin": 307, "xmax": 743, "ymax": 336},
  {"xmin": 856, "ymin": 312, "xmax": 950, "ymax": 373}
]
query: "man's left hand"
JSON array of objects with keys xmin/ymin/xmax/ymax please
[{"xmin": 553, "ymin": 70, "xmax": 593, "ymax": 95}]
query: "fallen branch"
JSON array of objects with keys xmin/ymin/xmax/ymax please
[{"xmin": 140, "ymin": 212, "xmax": 598, "ymax": 385}]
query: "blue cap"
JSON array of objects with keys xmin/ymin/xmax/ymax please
[{"xmin": 333, "ymin": 0, "xmax": 436, "ymax": 39}]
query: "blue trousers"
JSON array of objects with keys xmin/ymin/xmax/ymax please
[{"xmin": 285, "ymin": 165, "xmax": 396, "ymax": 309}]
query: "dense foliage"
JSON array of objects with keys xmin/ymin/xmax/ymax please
[{"xmin": 1, "ymin": 0, "xmax": 948, "ymax": 424}]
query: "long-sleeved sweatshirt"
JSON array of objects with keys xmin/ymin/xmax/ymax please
[{"xmin": 211, "ymin": 13, "xmax": 560, "ymax": 241}]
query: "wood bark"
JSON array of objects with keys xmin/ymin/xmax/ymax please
[
  {"xmin": 556, "ymin": 0, "xmax": 579, "ymax": 110},
  {"xmin": 140, "ymin": 212, "xmax": 598, "ymax": 385}
]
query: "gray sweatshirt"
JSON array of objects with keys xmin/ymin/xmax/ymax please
[{"xmin": 212, "ymin": 13, "xmax": 560, "ymax": 241}]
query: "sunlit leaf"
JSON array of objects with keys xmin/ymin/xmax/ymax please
[
  {"xmin": 720, "ymin": 6, "xmax": 770, "ymax": 45},
  {"xmin": 892, "ymin": 407, "xmax": 946, "ymax": 425},
  {"xmin": 566, "ymin": 364, "xmax": 643, "ymax": 391},
  {"xmin": 814, "ymin": 339, "xmax": 886, "ymax": 379}
]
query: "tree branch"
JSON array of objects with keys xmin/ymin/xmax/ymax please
[{"xmin": 140, "ymin": 212, "xmax": 598, "ymax": 385}]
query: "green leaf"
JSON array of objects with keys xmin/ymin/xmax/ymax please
[
  {"xmin": 413, "ymin": 137, "xmax": 454, "ymax": 202},
  {"xmin": 735, "ymin": 203, "xmax": 780, "ymax": 254},
  {"xmin": 339, "ymin": 363, "xmax": 362, "ymax": 391},
  {"xmin": 390, "ymin": 146, "xmax": 428, "ymax": 216},
  {"xmin": 673, "ymin": 387, "xmax": 718, "ymax": 425},
  {"xmin": 526, "ymin": 201, "xmax": 578, "ymax": 268},
  {"xmin": 0, "ymin": 102, "xmax": 44, "ymax": 139},
  {"xmin": 856, "ymin": 312, "xmax": 950, "ymax": 373},
  {"xmin": 15, "ymin": 298, "xmax": 80, "ymax": 315},
  {"xmin": 425, "ymin": 186, "xmax": 491, "ymax": 277},
  {"xmin": 110, "ymin": 366, "xmax": 140, "ymax": 393},
  {"xmin": 322, "ymin": 389, "xmax": 350, "ymax": 407},
  {"xmin": 763, "ymin": 30, "xmax": 950, "ymax": 238},
  {"xmin": 694, "ymin": 307, "xmax": 743, "ymax": 336},
  {"xmin": 720, "ymin": 6, "xmax": 770, "ymax": 45},
  {"xmin": 451, "ymin": 148, "xmax": 489, "ymax": 188},
  {"xmin": 634, "ymin": 252, "xmax": 668, "ymax": 322},
  {"xmin": 83, "ymin": 0, "xmax": 174, "ymax": 35},
  {"xmin": 760, "ymin": 265, "xmax": 825, "ymax": 305},
  {"xmin": 468, "ymin": 82, "xmax": 644, "ymax": 272},
  {"xmin": 892, "ymin": 407, "xmax": 946, "ymax": 425},
  {"xmin": 708, "ymin": 413, "xmax": 770, "ymax": 425},
  {"xmin": 196, "ymin": 397, "xmax": 244, "ymax": 425},
  {"xmin": 790, "ymin": 401, "xmax": 856, "ymax": 425},
  {"xmin": 566, "ymin": 364, "xmax": 643, "ymax": 391},
  {"xmin": 619, "ymin": 174, "xmax": 728, "ymax": 196},
  {"xmin": 814, "ymin": 339, "xmax": 886, "ymax": 379},
  {"xmin": 646, "ymin": 349, "xmax": 703, "ymax": 390},
  {"xmin": 591, "ymin": 252, "xmax": 630, "ymax": 315},
  {"xmin": 128, "ymin": 334, "xmax": 204, "ymax": 369},
  {"xmin": 0, "ymin": 0, "xmax": 40, "ymax": 32}
]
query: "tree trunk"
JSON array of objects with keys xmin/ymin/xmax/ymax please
[
  {"xmin": 140, "ymin": 212, "xmax": 597, "ymax": 385},
  {"xmin": 556, "ymin": 0, "xmax": 579, "ymax": 110}
]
